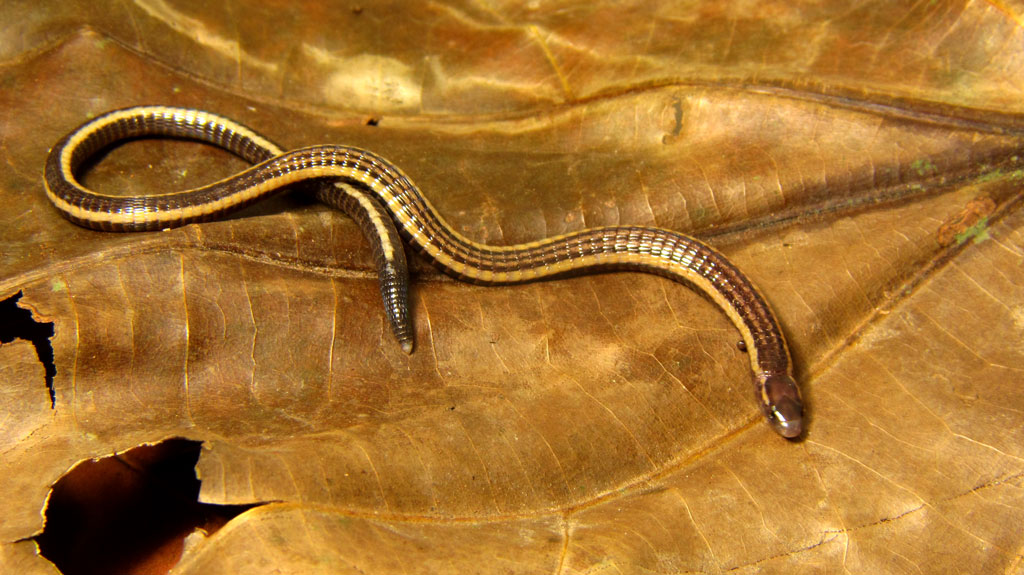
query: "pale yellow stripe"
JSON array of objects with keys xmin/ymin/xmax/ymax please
[
  {"xmin": 52, "ymin": 107, "xmax": 771, "ymax": 378},
  {"xmin": 334, "ymin": 182, "xmax": 397, "ymax": 263}
]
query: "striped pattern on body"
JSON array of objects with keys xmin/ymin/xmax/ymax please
[{"xmin": 44, "ymin": 106, "xmax": 804, "ymax": 438}]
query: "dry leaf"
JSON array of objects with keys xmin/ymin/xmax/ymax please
[{"xmin": 2, "ymin": 2, "xmax": 1023, "ymax": 574}]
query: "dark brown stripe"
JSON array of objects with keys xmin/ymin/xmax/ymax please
[{"xmin": 43, "ymin": 106, "xmax": 801, "ymax": 437}]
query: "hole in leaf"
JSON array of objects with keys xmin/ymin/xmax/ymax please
[
  {"xmin": 0, "ymin": 291, "xmax": 56, "ymax": 407},
  {"xmin": 35, "ymin": 439, "xmax": 258, "ymax": 575}
]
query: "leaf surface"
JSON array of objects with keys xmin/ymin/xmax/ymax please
[{"xmin": 2, "ymin": 2, "xmax": 1023, "ymax": 573}]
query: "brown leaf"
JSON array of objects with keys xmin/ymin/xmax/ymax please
[{"xmin": 2, "ymin": 2, "xmax": 1024, "ymax": 574}]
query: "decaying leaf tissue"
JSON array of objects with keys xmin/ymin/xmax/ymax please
[{"xmin": 2, "ymin": 2, "xmax": 1023, "ymax": 574}]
